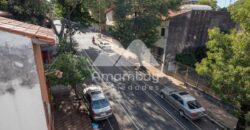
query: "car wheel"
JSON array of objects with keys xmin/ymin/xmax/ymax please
[
  {"xmin": 179, "ymin": 110, "xmax": 184, "ymax": 117},
  {"xmin": 160, "ymin": 93, "xmax": 165, "ymax": 99}
]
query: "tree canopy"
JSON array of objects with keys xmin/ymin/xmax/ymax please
[
  {"xmin": 51, "ymin": 0, "xmax": 94, "ymax": 39},
  {"xmin": 47, "ymin": 53, "xmax": 91, "ymax": 87},
  {"xmin": 86, "ymin": 0, "xmax": 112, "ymax": 24},
  {"xmin": 229, "ymin": 0, "xmax": 250, "ymax": 32},
  {"xmin": 197, "ymin": 0, "xmax": 217, "ymax": 9},
  {"xmin": 0, "ymin": 0, "xmax": 52, "ymax": 26},
  {"xmin": 111, "ymin": 0, "xmax": 182, "ymax": 48},
  {"xmin": 196, "ymin": 0, "xmax": 250, "ymax": 129}
]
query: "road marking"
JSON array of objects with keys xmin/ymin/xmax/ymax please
[
  {"xmin": 117, "ymin": 102, "xmax": 142, "ymax": 130},
  {"xmin": 82, "ymin": 49, "xmax": 141, "ymax": 130},
  {"xmin": 113, "ymin": 60, "xmax": 219, "ymax": 130},
  {"xmin": 106, "ymin": 55, "xmax": 190, "ymax": 130},
  {"xmin": 119, "ymin": 100, "xmax": 144, "ymax": 128},
  {"xmin": 107, "ymin": 118, "xmax": 114, "ymax": 130},
  {"xmin": 110, "ymin": 63, "xmax": 203, "ymax": 130},
  {"xmin": 143, "ymin": 90, "xmax": 188, "ymax": 130},
  {"xmin": 151, "ymin": 90, "xmax": 203, "ymax": 130}
]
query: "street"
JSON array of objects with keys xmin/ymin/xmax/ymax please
[{"xmin": 74, "ymin": 32, "xmax": 224, "ymax": 130}]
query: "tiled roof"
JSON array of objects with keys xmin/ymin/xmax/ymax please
[{"xmin": 0, "ymin": 17, "xmax": 55, "ymax": 44}]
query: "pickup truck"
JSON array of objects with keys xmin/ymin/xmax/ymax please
[{"xmin": 160, "ymin": 87, "xmax": 205, "ymax": 120}]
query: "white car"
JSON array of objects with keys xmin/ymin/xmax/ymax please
[
  {"xmin": 160, "ymin": 87, "xmax": 205, "ymax": 120},
  {"xmin": 83, "ymin": 85, "xmax": 113, "ymax": 121},
  {"xmin": 99, "ymin": 42, "xmax": 111, "ymax": 51}
]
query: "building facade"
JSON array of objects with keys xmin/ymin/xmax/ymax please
[
  {"xmin": 151, "ymin": 10, "xmax": 236, "ymax": 72},
  {"xmin": 0, "ymin": 17, "xmax": 55, "ymax": 130}
]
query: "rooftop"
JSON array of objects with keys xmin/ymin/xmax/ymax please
[{"xmin": 0, "ymin": 17, "xmax": 55, "ymax": 44}]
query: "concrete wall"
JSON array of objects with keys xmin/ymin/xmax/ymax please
[
  {"xmin": 0, "ymin": 31, "xmax": 47, "ymax": 130},
  {"xmin": 106, "ymin": 10, "xmax": 114, "ymax": 26},
  {"xmin": 165, "ymin": 10, "xmax": 235, "ymax": 61}
]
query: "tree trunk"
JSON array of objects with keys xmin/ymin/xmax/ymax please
[{"xmin": 235, "ymin": 103, "xmax": 250, "ymax": 130}]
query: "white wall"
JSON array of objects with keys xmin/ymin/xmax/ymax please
[
  {"xmin": 0, "ymin": 31, "xmax": 48, "ymax": 130},
  {"xmin": 106, "ymin": 11, "xmax": 114, "ymax": 26}
]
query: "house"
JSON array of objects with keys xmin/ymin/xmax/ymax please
[
  {"xmin": 0, "ymin": 17, "xmax": 56, "ymax": 130},
  {"xmin": 151, "ymin": 6, "xmax": 236, "ymax": 71}
]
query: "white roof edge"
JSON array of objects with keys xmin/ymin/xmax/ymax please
[{"xmin": 180, "ymin": 4, "xmax": 213, "ymax": 11}]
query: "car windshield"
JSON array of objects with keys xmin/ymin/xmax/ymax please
[
  {"xmin": 187, "ymin": 100, "xmax": 202, "ymax": 109},
  {"xmin": 92, "ymin": 99, "xmax": 109, "ymax": 109}
]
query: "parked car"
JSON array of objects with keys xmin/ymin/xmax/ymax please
[
  {"xmin": 83, "ymin": 85, "xmax": 113, "ymax": 121},
  {"xmin": 99, "ymin": 42, "xmax": 111, "ymax": 51},
  {"xmin": 160, "ymin": 87, "xmax": 205, "ymax": 120}
]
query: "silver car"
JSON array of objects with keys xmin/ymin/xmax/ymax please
[
  {"xmin": 84, "ymin": 85, "xmax": 113, "ymax": 121},
  {"xmin": 160, "ymin": 87, "xmax": 205, "ymax": 120}
]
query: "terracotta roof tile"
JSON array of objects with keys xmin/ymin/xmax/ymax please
[{"xmin": 0, "ymin": 17, "xmax": 55, "ymax": 44}]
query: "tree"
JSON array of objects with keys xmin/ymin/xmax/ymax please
[
  {"xmin": 197, "ymin": 0, "xmax": 217, "ymax": 10},
  {"xmin": 56, "ymin": 38, "xmax": 78, "ymax": 55},
  {"xmin": 111, "ymin": 0, "xmax": 181, "ymax": 67},
  {"xmin": 1, "ymin": 0, "xmax": 52, "ymax": 26},
  {"xmin": 196, "ymin": 1, "xmax": 250, "ymax": 129},
  {"xmin": 112, "ymin": 0, "xmax": 181, "ymax": 47},
  {"xmin": 86, "ymin": 0, "xmax": 113, "ymax": 31},
  {"xmin": 229, "ymin": 0, "xmax": 250, "ymax": 32},
  {"xmin": 196, "ymin": 28, "xmax": 250, "ymax": 130},
  {"xmin": 46, "ymin": 53, "xmax": 91, "ymax": 92},
  {"xmin": 48, "ymin": 0, "xmax": 94, "ymax": 40}
]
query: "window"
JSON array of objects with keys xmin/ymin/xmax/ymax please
[
  {"xmin": 171, "ymin": 94, "xmax": 184, "ymax": 105},
  {"xmin": 161, "ymin": 28, "xmax": 165, "ymax": 36},
  {"xmin": 177, "ymin": 98, "xmax": 184, "ymax": 105},
  {"xmin": 171, "ymin": 94, "xmax": 178, "ymax": 100},
  {"xmin": 179, "ymin": 92, "xmax": 189, "ymax": 95},
  {"xmin": 187, "ymin": 100, "xmax": 201, "ymax": 109},
  {"xmin": 92, "ymin": 99, "xmax": 109, "ymax": 109}
]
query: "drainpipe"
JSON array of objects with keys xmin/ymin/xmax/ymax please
[{"xmin": 161, "ymin": 21, "xmax": 169, "ymax": 72}]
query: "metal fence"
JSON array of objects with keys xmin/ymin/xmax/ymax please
[
  {"xmin": 165, "ymin": 61, "xmax": 215, "ymax": 96},
  {"xmin": 165, "ymin": 61, "xmax": 235, "ymax": 113}
]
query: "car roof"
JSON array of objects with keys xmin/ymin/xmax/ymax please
[
  {"xmin": 162, "ymin": 87, "xmax": 176, "ymax": 93},
  {"xmin": 90, "ymin": 92, "xmax": 106, "ymax": 101},
  {"xmin": 83, "ymin": 85, "xmax": 102, "ymax": 94},
  {"xmin": 178, "ymin": 93, "xmax": 196, "ymax": 101}
]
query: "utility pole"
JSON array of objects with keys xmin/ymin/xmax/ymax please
[{"xmin": 99, "ymin": 0, "xmax": 101, "ymax": 34}]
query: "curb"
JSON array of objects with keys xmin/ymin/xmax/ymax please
[{"xmin": 185, "ymin": 82, "xmax": 233, "ymax": 130}]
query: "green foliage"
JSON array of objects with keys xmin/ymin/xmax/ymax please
[
  {"xmin": 51, "ymin": 0, "xmax": 94, "ymax": 40},
  {"xmin": 196, "ymin": 28, "xmax": 250, "ymax": 128},
  {"xmin": 86, "ymin": 0, "xmax": 112, "ymax": 24},
  {"xmin": 176, "ymin": 53, "xmax": 197, "ymax": 67},
  {"xmin": 0, "ymin": 0, "xmax": 8, "ymax": 11},
  {"xmin": 230, "ymin": 0, "xmax": 250, "ymax": 32},
  {"xmin": 175, "ymin": 47, "xmax": 206, "ymax": 67},
  {"xmin": 53, "ymin": 0, "xmax": 93, "ymax": 26},
  {"xmin": 56, "ymin": 38, "xmax": 78, "ymax": 55},
  {"xmin": 111, "ymin": 0, "xmax": 182, "ymax": 47},
  {"xmin": 5, "ymin": 0, "xmax": 52, "ymax": 25},
  {"xmin": 47, "ymin": 53, "xmax": 91, "ymax": 87},
  {"xmin": 197, "ymin": 0, "xmax": 217, "ymax": 9}
]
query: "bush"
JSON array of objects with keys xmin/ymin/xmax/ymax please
[
  {"xmin": 176, "ymin": 53, "xmax": 197, "ymax": 67},
  {"xmin": 0, "ymin": 0, "xmax": 8, "ymax": 11}
]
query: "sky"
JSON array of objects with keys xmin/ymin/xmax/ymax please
[{"xmin": 217, "ymin": 0, "xmax": 237, "ymax": 8}]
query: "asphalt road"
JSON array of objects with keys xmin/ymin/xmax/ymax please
[{"xmin": 74, "ymin": 33, "xmax": 224, "ymax": 130}]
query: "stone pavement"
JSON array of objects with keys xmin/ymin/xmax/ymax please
[
  {"xmin": 96, "ymin": 34, "xmax": 238, "ymax": 130},
  {"xmin": 52, "ymin": 87, "xmax": 92, "ymax": 130}
]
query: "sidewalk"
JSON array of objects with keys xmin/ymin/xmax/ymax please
[
  {"xmin": 145, "ymin": 64, "xmax": 238, "ymax": 129},
  {"xmin": 52, "ymin": 86, "xmax": 93, "ymax": 130},
  {"xmin": 97, "ymin": 35, "xmax": 238, "ymax": 129}
]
